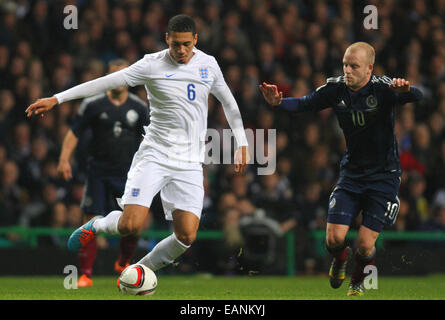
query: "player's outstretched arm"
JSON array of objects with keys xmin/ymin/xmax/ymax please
[
  {"xmin": 259, "ymin": 82, "xmax": 327, "ymax": 113},
  {"xmin": 26, "ymin": 70, "xmax": 128, "ymax": 117}
]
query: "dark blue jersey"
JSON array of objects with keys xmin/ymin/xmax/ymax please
[
  {"xmin": 278, "ymin": 75, "xmax": 423, "ymax": 180},
  {"xmin": 71, "ymin": 93, "xmax": 149, "ymax": 176}
]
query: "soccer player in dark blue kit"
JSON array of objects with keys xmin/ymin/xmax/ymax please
[
  {"xmin": 57, "ymin": 59, "xmax": 149, "ymax": 287},
  {"xmin": 260, "ymin": 42, "xmax": 423, "ymax": 296}
]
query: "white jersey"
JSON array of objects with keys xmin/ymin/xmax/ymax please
[
  {"xmin": 55, "ymin": 47, "xmax": 248, "ymax": 163},
  {"xmin": 122, "ymin": 48, "xmax": 247, "ymax": 162}
]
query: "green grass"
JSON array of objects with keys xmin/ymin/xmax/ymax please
[{"xmin": 0, "ymin": 274, "xmax": 444, "ymax": 300}]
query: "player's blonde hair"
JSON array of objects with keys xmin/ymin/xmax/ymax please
[{"xmin": 346, "ymin": 42, "xmax": 375, "ymax": 65}]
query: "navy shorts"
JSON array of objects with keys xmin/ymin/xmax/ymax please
[
  {"xmin": 327, "ymin": 175, "xmax": 401, "ymax": 233},
  {"xmin": 80, "ymin": 174, "xmax": 126, "ymax": 215}
]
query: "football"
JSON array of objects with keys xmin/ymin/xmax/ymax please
[{"xmin": 118, "ymin": 264, "xmax": 157, "ymax": 296}]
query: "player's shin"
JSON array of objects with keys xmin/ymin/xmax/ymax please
[
  {"xmin": 326, "ymin": 241, "xmax": 348, "ymax": 264},
  {"xmin": 92, "ymin": 210, "xmax": 122, "ymax": 234},
  {"xmin": 351, "ymin": 247, "xmax": 376, "ymax": 285},
  {"xmin": 117, "ymin": 234, "xmax": 139, "ymax": 267},
  {"xmin": 326, "ymin": 242, "xmax": 351, "ymax": 289},
  {"xmin": 137, "ymin": 233, "xmax": 190, "ymax": 271},
  {"xmin": 78, "ymin": 238, "xmax": 97, "ymax": 278}
]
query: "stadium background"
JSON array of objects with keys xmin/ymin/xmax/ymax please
[{"xmin": 0, "ymin": 0, "xmax": 444, "ymax": 277}]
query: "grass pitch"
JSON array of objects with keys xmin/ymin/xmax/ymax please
[{"xmin": 1, "ymin": 274, "xmax": 444, "ymax": 300}]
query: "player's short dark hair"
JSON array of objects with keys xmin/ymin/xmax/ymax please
[{"xmin": 167, "ymin": 14, "xmax": 196, "ymax": 35}]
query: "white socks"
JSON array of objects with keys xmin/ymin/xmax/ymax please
[
  {"xmin": 138, "ymin": 233, "xmax": 190, "ymax": 271},
  {"xmin": 92, "ymin": 210, "xmax": 122, "ymax": 234}
]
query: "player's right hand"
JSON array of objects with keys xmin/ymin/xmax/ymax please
[
  {"xmin": 25, "ymin": 96, "xmax": 58, "ymax": 118},
  {"xmin": 234, "ymin": 146, "xmax": 250, "ymax": 174},
  {"xmin": 259, "ymin": 82, "xmax": 283, "ymax": 106},
  {"xmin": 57, "ymin": 159, "xmax": 73, "ymax": 181}
]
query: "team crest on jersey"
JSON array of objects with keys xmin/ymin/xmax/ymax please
[
  {"xmin": 126, "ymin": 109, "xmax": 139, "ymax": 127},
  {"xmin": 366, "ymin": 95, "xmax": 378, "ymax": 109},
  {"xmin": 199, "ymin": 68, "xmax": 209, "ymax": 79},
  {"xmin": 131, "ymin": 188, "xmax": 140, "ymax": 197}
]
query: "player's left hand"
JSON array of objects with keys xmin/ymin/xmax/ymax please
[
  {"xmin": 389, "ymin": 78, "xmax": 410, "ymax": 92},
  {"xmin": 234, "ymin": 146, "xmax": 250, "ymax": 173}
]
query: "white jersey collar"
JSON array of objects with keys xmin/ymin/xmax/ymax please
[{"xmin": 167, "ymin": 47, "xmax": 199, "ymax": 66}]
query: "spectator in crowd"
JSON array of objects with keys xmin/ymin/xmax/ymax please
[
  {"xmin": 421, "ymin": 205, "xmax": 445, "ymax": 232},
  {"xmin": 0, "ymin": 160, "xmax": 28, "ymax": 226},
  {"xmin": 404, "ymin": 172, "xmax": 430, "ymax": 223},
  {"xmin": 411, "ymin": 123, "xmax": 434, "ymax": 173},
  {"xmin": 20, "ymin": 182, "xmax": 59, "ymax": 227},
  {"xmin": 427, "ymin": 140, "xmax": 445, "ymax": 197},
  {"xmin": 44, "ymin": 201, "xmax": 69, "ymax": 247},
  {"xmin": 251, "ymin": 173, "xmax": 295, "ymax": 224},
  {"xmin": 0, "ymin": 89, "xmax": 15, "ymax": 139},
  {"xmin": 8, "ymin": 122, "xmax": 31, "ymax": 165},
  {"xmin": 294, "ymin": 179, "xmax": 327, "ymax": 274},
  {"xmin": 296, "ymin": 180, "xmax": 327, "ymax": 231},
  {"xmin": 304, "ymin": 144, "xmax": 336, "ymax": 195},
  {"xmin": 397, "ymin": 107, "xmax": 416, "ymax": 152},
  {"xmin": 0, "ymin": 144, "xmax": 7, "ymax": 168},
  {"xmin": 19, "ymin": 136, "xmax": 50, "ymax": 194}
]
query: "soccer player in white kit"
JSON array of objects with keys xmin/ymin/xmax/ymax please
[{"xmin": 26, "ymin": 15, "xmax": 249, "ymax": 273}]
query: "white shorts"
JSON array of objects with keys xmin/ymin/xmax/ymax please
[{"xmin": 121, "ymin": 145, "xmax": 204, "ymax": 221}]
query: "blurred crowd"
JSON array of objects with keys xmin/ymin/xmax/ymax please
[{"xmin": 1, "ymin": 0, "xmax": 445, "ymax": 274}]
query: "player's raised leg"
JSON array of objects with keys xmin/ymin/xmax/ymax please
[
  {"xmin": 137, "ymin": 210, "xmax": 199, "ymax": 271},
  {"xmin": 67, "ymin": 204, "xmax": 149, "ymax": 251},
  {"xmin": 326, "ymin": 222, "xmax": 351, "ymax": 289},
  {"xmin": 347, "ymin": 225, "xmax": 379, "ymax": 296}
]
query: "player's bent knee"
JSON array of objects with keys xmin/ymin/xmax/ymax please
[
  {"xmin": 326, "ymin": 233, "xmax": 346, "ymax": 248},
  {"xmin": 118, "ymin": 215, "xmax": 142, "ymax": 235},
  {"xmin": 118, "ymin": 223, "xmax": 135, "ymax": 235},
  {"xmin": 326, "ymin": 223, "xmax": 349, "ymax": 248},
  {"xmin": 175, "ymin": 232, "xmax": 196, "ymax": 246},
  {"xmin": 117, "ymin": 205, "xmax": 149, "ymax": 235},
  {"xmin": 356, "ymin": 239, "xmax": 375, "ymax": 255}
]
